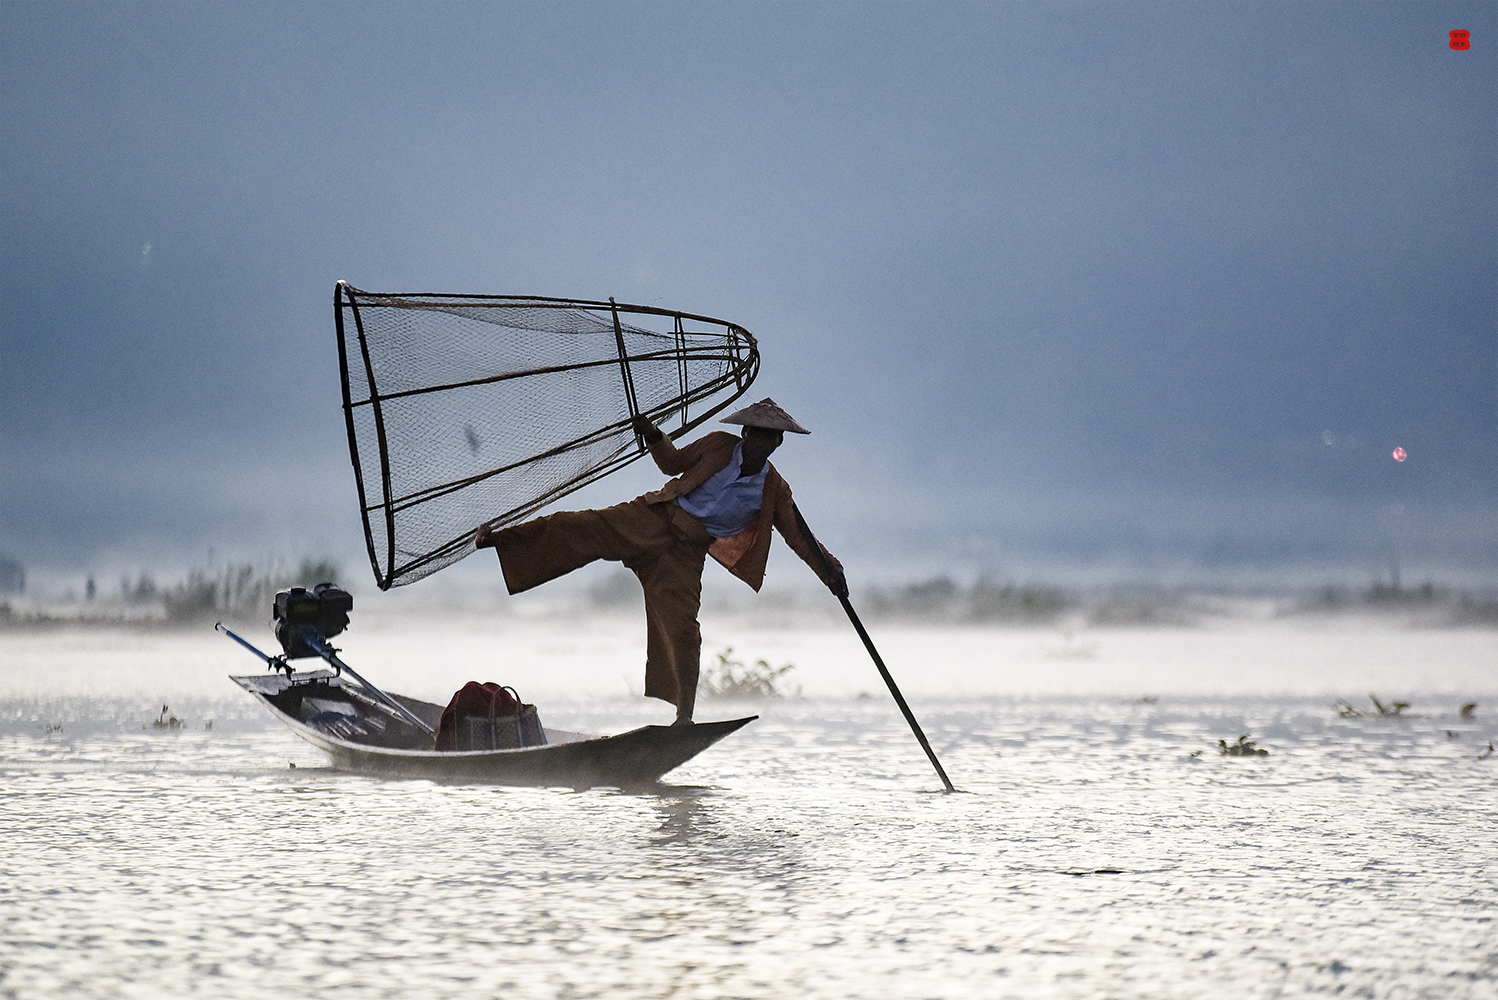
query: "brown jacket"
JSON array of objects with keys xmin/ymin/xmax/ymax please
[{"xmin": 637, "ymin": 430, "xmax": 841, "ymax": 592}]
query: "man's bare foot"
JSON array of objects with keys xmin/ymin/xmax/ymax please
[{"xmin": 474, "ymin": 524, "xmax": 494, "ymax": 549}]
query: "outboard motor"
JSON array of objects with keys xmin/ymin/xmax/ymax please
[{"xmin": 272, "ymin": 582, "xmax": 354, "ymax": 659}]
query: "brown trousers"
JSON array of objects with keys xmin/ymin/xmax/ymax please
[{"xmin": 491, "ymin": 500, "xmax": 713, "ymax": 717}]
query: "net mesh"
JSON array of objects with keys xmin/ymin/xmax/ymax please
[{"xmin": 335, "ymin": 284, "xmax": 760, "ymax": 589}]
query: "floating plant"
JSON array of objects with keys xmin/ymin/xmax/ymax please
[
  {"xmin": 700, "ymin": 647, "xmax": 799, "ymax": 700},
  {"xmin": 150, "ymin": 704, "xmax": 184, "ymax": 730},
  {"xmin": 1217, "ymin": 735, "xmax": 1269, "ymax": 757},
  {"xmin": 1337, "ymin": 694, "xmax": 1410, "ymax": 718}
]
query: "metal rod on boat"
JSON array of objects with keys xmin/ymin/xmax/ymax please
[
  {"xmin": 216, "ymin": 622, "xmax": 437, "ymax": 739},
  {"xmin": 303, "ymin": 635, "xmax": 438, "ymax": 738},
  {"xmin": 216, "ymin": 622, "xmax": 280, "ymax": 664},
  {"xmin": 791, "ymin": 505, "xmax": 957, "ymax": 793}
]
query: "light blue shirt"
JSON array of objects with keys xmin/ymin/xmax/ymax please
[{"xmin": 675, "ymin": 441, "xmax": 768, "ymax": 538}]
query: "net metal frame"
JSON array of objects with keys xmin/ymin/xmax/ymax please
[{"xmin": 334, "ymin": 282, "xmax": 760, "ymax": 590}]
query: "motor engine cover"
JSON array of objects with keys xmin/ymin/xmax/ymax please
[{"xmin": 272, "ymin": 583, "xmax": 353, "ymax": 659}]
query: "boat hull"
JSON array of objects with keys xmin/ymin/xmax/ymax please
[{"xmin": 232, "ymin": 671, "xmax": 755, "ymax": 789}]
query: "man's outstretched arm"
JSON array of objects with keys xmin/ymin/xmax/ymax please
[{"xmin": 770, "ymin": 486, "xmax": 849, "ymax": 599}]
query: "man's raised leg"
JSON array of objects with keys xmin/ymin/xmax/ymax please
[{"xmin": 487, "ymin": 501, "xmax": 668, "ymax": 595}]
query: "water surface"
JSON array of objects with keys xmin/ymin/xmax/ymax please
[{"xmin": 2, "ymin": 622, "xmax": 1495, "ymax": 998}]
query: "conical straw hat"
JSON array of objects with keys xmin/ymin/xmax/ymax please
[{"xmin": 719, "ymin": 398, "xmax": 810, "ymax": 434}]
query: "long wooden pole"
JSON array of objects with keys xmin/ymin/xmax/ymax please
[{"xmin": 792, "ymin": 504, "xmax": 957, "ymax": 792}]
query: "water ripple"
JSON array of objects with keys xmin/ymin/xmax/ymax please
[{"xmin": 3, "ymin": 692, "xmax": 1495, "ymax": 998}]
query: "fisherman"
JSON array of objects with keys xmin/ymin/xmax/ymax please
[{"xmin": 475, "ymin": 398, "xmax": 847, "ymax": 725}]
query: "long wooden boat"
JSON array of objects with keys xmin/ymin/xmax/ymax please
[{"xmin": 232, "ymin": 669, "xmax": 756, "ymax": 789}]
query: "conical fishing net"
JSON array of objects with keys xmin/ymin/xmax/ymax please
[{"xmin": 335, "ymin": 283, "xmax": 760, "ymax": 589}]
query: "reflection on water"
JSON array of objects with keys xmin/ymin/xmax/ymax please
[
  {"xmin": 2, "ymin": 691, "xmax": 1495, "ymax": 999},
  {"xmin": 651, "ymin": 789, "xmax": 713, "ymax": 846}
]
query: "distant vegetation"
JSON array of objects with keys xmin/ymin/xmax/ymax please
[
  {"xmin": 1312, "ymin": 579, "xmax": 1498, "ymax": 624},
  {"xmin": 1, "ymin": 556, "xmax": 341, "ymax": 628},
  {"xmin": 853, "ymin": 574, "xmax": 1498, "ymax": 628},
  {"xmin": 863, "ymin": 575, "xmax": 1070, "ymax": 623},
  {"xmin": 3, "ymin": 556, "xmax": 1496, "ymax": 631},
  {"xmin": 908, "ymin": 574, "xmax": 1498, "ymax": 627},
  {"xmin": 159, "ymin": 558, "xmax": 341, "ymax": 623}
]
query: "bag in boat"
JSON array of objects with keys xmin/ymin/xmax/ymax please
[{"xmin": 435, "ymin": 681, "xmax": 545, "ymax": 751}]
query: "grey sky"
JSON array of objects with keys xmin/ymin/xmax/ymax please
[{"xmin": 2, "ymin": 1, "xmax": 1494, "ymax": 590}]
